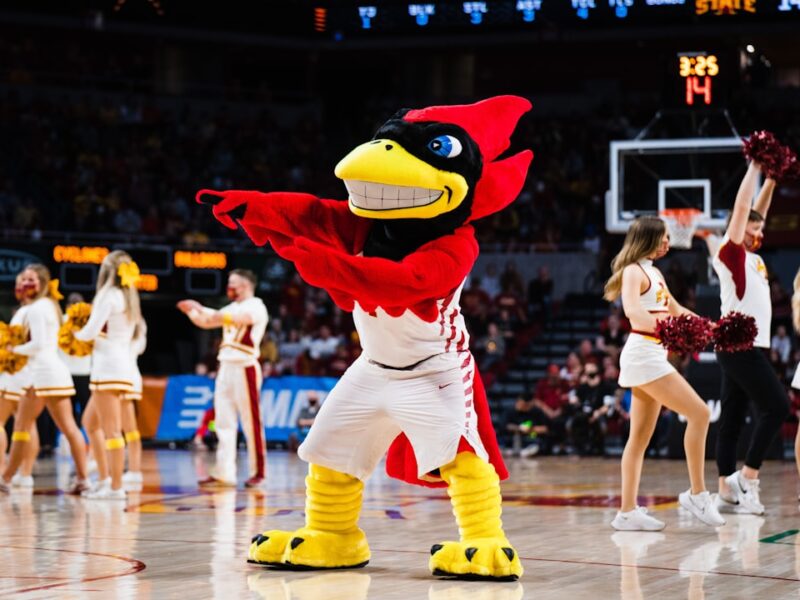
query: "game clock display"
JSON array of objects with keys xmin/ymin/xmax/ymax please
[{"xmin": 678, "ymin": 52, "xmax": 720, "ymax": 106}]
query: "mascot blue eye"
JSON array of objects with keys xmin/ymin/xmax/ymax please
[{"xmin": 427, "ymin": 135, "xmax": 462, "ymax": 158}]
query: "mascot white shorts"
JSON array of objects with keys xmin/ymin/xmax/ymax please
[
  {"xmin": 298, "ymin": 353, "xmax": 488, "ymax": 481},
  {"xmin": 618, "ymin": 332, "xmax": 676, "ymax": 389}
]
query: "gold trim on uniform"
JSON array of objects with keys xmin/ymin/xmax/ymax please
[{"xmin": 220, "ymin": 341, "xmax": 258, "ymax": 356}]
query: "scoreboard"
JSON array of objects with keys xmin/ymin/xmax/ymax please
[{"xmin": 317, "ymin": 0, "xmax": 800, "ymax": 35}]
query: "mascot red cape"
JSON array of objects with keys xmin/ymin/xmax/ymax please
[{"xmin": 199, "ymin": 95, "xmax": 533, "ymax": 580}]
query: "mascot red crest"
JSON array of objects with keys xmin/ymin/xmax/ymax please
[{"xmin": 199, "ymin": 95, "xmax": 533, "ymax": 581}]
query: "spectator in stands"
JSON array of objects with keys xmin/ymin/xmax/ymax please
[
  {"xmin": 476, "ymin": 322, "xmax": 506, "ymax": 370},
  {"xmin": 308, "ymin": 325, "xmax": 341, "ymax": 362},
  {"xmin": 461, "ymin": 277, "xmax": 492, "ymax": 337},
  {"xmin": 503, "ymin": 397, "xmax": 548, "ymax": 458},
  {"xmin": 771, "ymin": 324, "xmax": 792, "ymax": 366},
  {"xmin": 500, "ymin": 261, "xmax": 525, "ymax": 299},
  {"xmin": 577, "ymin": 338, "xmax": 600, "ymax": 365},
  {"xmin": 495, "ymin": 281, "xmax": 528, "ymax": 326},
  {"xmin": 480, "ymin": 263, "xmax": 501, "ymax": 299},
  {"xmin": 559, "ymin": 352, "xmax": 583, "ymax": 387},
  {"xmin": 569, "ymin": 363, "xmax": 616, "ymax": 455},
  {"xmin": 771, "ymin": 278, "xmax": 793, "ymax": 332},
  {"xmin": 531, "ymin": 364, "xmax": 570, "ymax": 453},
  {"xmin": 527, "ymin": 266, "xmax": 553, "ymax": 323},
  {"xmin": 596, "ymin": 313, "xmax": 628, "ymax": 353}
]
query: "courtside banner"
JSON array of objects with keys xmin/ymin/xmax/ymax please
[{"xmin": 155, "ymin": 375, "xmax": 336, "ymax": 442}]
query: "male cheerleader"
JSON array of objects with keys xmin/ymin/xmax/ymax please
[{"xmin": 178, "ymin": 269, "xmax": 269, "ymax": 487}]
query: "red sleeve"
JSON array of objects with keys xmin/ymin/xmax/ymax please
[
  {"xmin": 197, "ymin": 189, "xmax": 370, "ymax": 254},
  {"xmin": 281, "ymin": 226, "xmax": 479, "ymax": 310},
  {"xmin": 718, "ymin": 240, "xmax": 747, "ymax": 300}
]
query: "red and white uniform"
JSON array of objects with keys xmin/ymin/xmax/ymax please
[
  {"xmin": 299, "ymin": 281, "xmax": 488, "ymax": 481},
  {"xmin": 2, "ymin": 305, "xmax": 33, "ymax": 401},
  {"xmin": 212, "ymin": 296, "xmax": 269, "ymax": 483},
  {"xmin": 75, "ymin": 288, "xmax": 136, "ymax": 393},
  {"xmin": 713, "ymin": 235, "xmax": 771, "ymax": 349},
  {"xmin": 13, "ymin": 298, "xmax": 75, "ymax": 398},
  {"xmin": 618, "ymin": 259, "xmax": 675, "ymax": 388}
]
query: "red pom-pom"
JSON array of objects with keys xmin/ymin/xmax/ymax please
[
  {"xmin": 714, "ymin": 311, "xmax": 758, "ymax": 352},
  {"xmin": 742, "ymin": 130, "xmax": 799, "ymax": 183},
  {"xmin": 654, "ymin": 315, "xmax": 714, "ymax": 354}
]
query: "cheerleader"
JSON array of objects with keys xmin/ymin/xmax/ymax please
[
  {"xmin": 75, "ymin": 250, "xmax": 140, "ymax": 500},
  {"xmin": 121, "ymin": 316, "xmax": 146, "ymax": 487},
  {"xmin": 0, "ymin": 265, "xmax": 88, "ymax": 494},
  {"xmin": 0, "ymin": 274, "xmax": 40, "ymax": 483},
  {"xmin": 604, "ymin": 217, "xmax": 724, "ymax": 530}
]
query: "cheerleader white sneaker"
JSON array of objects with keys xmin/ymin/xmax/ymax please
[
  {"xmin": 84, "ymin": 485, "xmax": 126, "ymax": 501},
  {"xmin": 679, "ymin": 490, "xmax": 726, "ymax": 527},
  {"xmin": 122, "ymin": 471, "xmax": 143, "ymax": 485},
  {"xmin": 714, "ymin": 493, "xmax": 740, "ymax": 514},
  {"xmin": 82, "ymin": 477, "xmax": 111, "ymax": 498},
  {"xmin": 11, "ymin": 474, "xmax": 34, "ymax": 488},
  {"xmin": 611, "ymin": 506, "xmax": 666, "ymax": 531},
  {"xmin": 725, "ymin": 471, "xmax": 765, "ymax": 515}
]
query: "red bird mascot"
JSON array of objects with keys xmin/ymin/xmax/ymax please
[{"xmin": 198, "ymin": 95, "xmax": 533, "ymax": 580}]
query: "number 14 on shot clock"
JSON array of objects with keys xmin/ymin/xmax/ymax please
[{"xmin": 678, "ymin": 52, "xmax": 719, "ymax": 106}]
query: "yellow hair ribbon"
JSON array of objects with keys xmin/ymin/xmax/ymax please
[
  {"xmin": 11, "ymin": 431, "xmax": 31, "ymax": 442},
  {"xmin": 48, "ymin": 279, "xmax": 64, "ymax": 301},
  {"xmin": 124, "ymin": 430, "xmax": 141, "ymax": 443},
  {"xmin": 105, "ymin": 437, "xmax": 126, "ymax": 450},
  {"xmin": 118, "ymin": 261, "xmax": 141, "ymax": 288}
]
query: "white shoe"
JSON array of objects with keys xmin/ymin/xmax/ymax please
[
  {"xmin": 83, "ymin": 485, "xmax": 126, "ymax": 501},
  {"xmin": 122, "ymin": 471, "xmax": 143, "ymax": 484},
  {"xmin": 611, "ymin": 506, "xmax": 666, "ymax": 531},
  {"xmin": 0, "ymin": 478, "xmax": 10, "ymax": 494},
  {"xmin": 520, "ymin": 444, "xmax": 540, "ymax": 458},
  {"xmin": 679, "ymin": 490, "xmax": 726, "ymax": 527},
  {"xmin": 11, "ymin": 474, "xmax": 34, "ymax": 488},
  {"xmin": 725, "ymin": 471, "xmax": 765, "ymax": 515},
  {"xmin": 82, "ymin": 477, "xmax": 111, "ymax": 498}
]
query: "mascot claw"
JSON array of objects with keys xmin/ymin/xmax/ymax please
[
  {"xmin": 249, "ymin": 527, "xmax": 370, "ymax": 570},
  {"xmin": 429, "ymin": 539, "xmax": 522, "ymax": 581}
]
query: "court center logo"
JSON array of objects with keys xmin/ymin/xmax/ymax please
[{"xmin": 0, "ymin": 250, "xmax": 42, "ymax": 281}]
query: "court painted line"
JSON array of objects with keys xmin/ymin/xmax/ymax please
[
  {"xmin": 0, "ymin": 545, "xmax": 145, "ymax": 594},
  {"xmin": 759, "ymin": 529, "xmax": 799, "ymax": 544}
]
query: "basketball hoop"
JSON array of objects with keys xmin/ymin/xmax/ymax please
[{"xmin": 660, "ymin": 208, "xmax": 702, "ymax": 249}]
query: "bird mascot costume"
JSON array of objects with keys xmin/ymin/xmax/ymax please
[{"xmin": 198, "ymin": 95, "xmax": 533, "ymax": 580}]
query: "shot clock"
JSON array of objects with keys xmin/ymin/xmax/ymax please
[{"xmin": 678, "ymin": 51, "xmax": 720, "ymax": 106}]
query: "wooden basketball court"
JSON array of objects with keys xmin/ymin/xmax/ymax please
[{"xmin": 1, "ymin": 450, "xmax": 798, "ymax": 598}]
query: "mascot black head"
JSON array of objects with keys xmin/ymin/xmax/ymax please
[{"xmin": 334, "ymin": 96, "xmax": 533, "ymax": 260}]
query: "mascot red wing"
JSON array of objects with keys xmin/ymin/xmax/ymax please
[{"xmin": 198, "ymin": 95, "xmax": 533, "ymax": 580}]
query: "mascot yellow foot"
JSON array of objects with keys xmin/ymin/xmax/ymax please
[
  {"xmin": 248, "ymin": 464, "xmax": 370, "ymax": 569},
  {"xmin": 430, "ymin": 452, "xmax": 523, "ymax": 581}
]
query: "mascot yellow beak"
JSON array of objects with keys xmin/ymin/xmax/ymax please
[{"xmin": 334, "ymin": 139, "xmax": 469, "ymax": 220}]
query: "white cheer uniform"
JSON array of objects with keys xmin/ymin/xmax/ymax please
[
  {"xmin": 298, "ymin": 281, "xmax": 488, "ymax": 482},
  {"xmin": 618, "ymin": 259, "xmax": 676, "ymax": 389},
  {"xmin": 2, "ymin": 305, "xmax": 32, "ymax": 401},
  {"xmin": 13, "ymin": 298, "xmax": 75, "ymax": 398},
  {"xmin": 126, "ymin": 320, "xmax": 147, "ymax": 401},
  {"xmin": 792, "ymin": 364, "xmax": 800, "ymax": 391},
  {"xmin": 712, "ymin": 234, "xmax": 771, "ymax": 348},
  {"xmin": 212, "ymin": 297, "xmax": 269, "ymax": 482},
  {"xmin": 75, "ymin": 287, "xmax": 136, "ymax": 393}
]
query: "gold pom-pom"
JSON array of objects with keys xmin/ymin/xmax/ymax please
[
  {"xmin": 58, "ymin": 303, "xmax": 94, "ymax": 357},
  {"xmin": 0, "ymin": 322, "xmax": 29, "ymax": 374}
]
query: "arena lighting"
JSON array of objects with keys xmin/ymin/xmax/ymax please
[
  {"xmin": 53, "ymin": 245, "xmax": 110, "ymax": 265},
  {"xmin": 746, "ymin": 44, "xmax": 755, "ymax": 52},
  {"xmin": 135, "ymin": 273, "xmax": 159, "ymax": 292},
  {"xmin": 173, "ymin": 250, "xmax": 228, "ymax": 270}
]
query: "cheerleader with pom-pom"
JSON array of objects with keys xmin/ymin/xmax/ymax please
[
  {"xmin": 0, "ymin": 273, "xmax": 40, "ymax": 485},
  {"xmin": 711, "ymin": 156, "xmax": 790, "ymax": 516},
  {"xmin": 0, "ymin": 265, "xmax": 89, "ymax": 494},
  {"xmin": 604, "ymin": 216, "xmax": 724, "ymax": 531},
  {"xmin": 75, "ymin": 250, "xmax": 141, "ymax": 500}
]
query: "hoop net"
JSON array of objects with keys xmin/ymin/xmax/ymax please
[{"xmin": 660, "ymin": 208, "xmax": 702, "ymax": 249}]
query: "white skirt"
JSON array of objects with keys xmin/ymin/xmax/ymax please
[
  {"xmin": 125, "ymin": 364, "xmax": 143, "ymax": 401},
  {"xmin": 89, "ymin": 339, "xmax": 135, "ymax": 393},
  {"xmin": 2, "ymin": 366, "xmax": 32, "ymax": 401},
  {"xmin": 618, "ymin": 333, "xmax": 676, "ymax": 388},
  {"xmin": 27, "ymin": 353, "xmax": 75, "ymax": 398}
]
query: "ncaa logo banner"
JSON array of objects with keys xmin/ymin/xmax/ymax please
[{"xmin": 155, "ymin": 375, "xmax": 336, "ymax": 442}]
